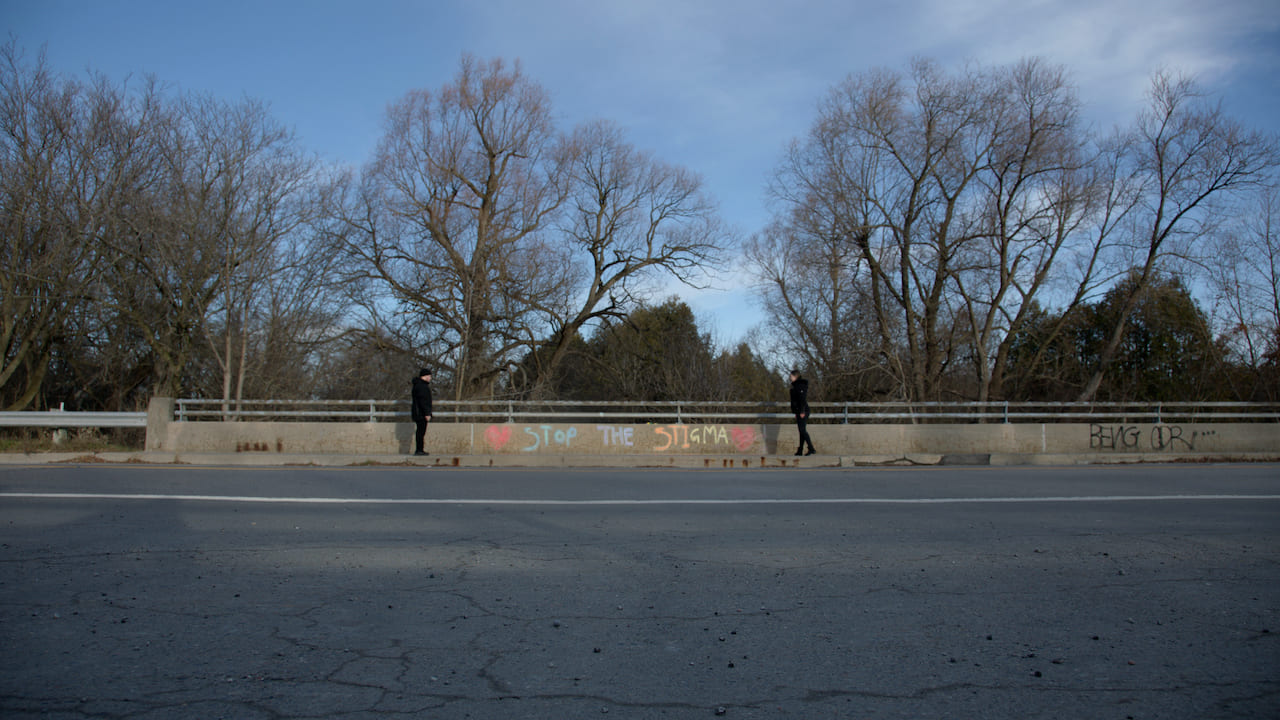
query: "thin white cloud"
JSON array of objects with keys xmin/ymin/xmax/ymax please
[{"xmin": 910, "ymin": 0, "xmax": 1280, "ymax": 121}]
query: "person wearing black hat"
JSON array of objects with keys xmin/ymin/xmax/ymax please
[
  {"xmin": 789, "ymin": 369, "xmax": 816, "ymax": 456},
  {"xmin": 411, "ymin": 368, "xmax": 433, "ymax": 456}
]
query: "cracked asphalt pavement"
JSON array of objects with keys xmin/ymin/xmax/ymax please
[{"xmin": 1, "ymin": 463, "xmax": 1277, "ymax": 718}]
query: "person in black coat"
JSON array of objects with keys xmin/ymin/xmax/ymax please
[
  {"xmin": 411, "ymin": 368, "xmax": 433, "ymax": 456},
  {"xmin": 789, "ymin": 369, "xmax": 816, "ymax": 456}
]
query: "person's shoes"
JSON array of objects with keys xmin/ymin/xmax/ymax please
[
  {"xmin": 794, "ymin": 450, "xmax": 803, "ymax": 456},
  {"xmin": 805, "ymin": 449, "xmax": 816, "ymax": 456},
  {"xmin": 414, "ymin": 451, "xmax": 428, "ymax": 456}
]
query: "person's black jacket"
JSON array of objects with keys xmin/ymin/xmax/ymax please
[
  {"xmin": 411, "ymin": 377, "xmax": 433, "ymax": 421},
  {"xmin": 789, "ymin": 377, "xmax": 810, "ymax": 416}
]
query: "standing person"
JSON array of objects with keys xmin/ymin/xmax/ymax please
[
  {"xmin": 411, "ymin": 368, "xmax": 433, "ymax": 456},
  {"xmin": 789, "ymin": 369, "xmax": 816, "ymax": 456}
]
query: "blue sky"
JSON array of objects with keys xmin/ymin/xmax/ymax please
[{"xmin": 5, "ymin": 0, "xmax": 1279, "ymax": 344}]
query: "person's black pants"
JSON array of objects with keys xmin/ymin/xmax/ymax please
[
  {"xmin": 795, "ymin": 414, "xmax": 814, "ymax": 453},
  {"xmin": 414, "ymin": 417, "xmax": 429, "ymax": 453}
]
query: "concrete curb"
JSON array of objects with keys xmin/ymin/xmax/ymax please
[{"xmin": 0, "ymin": 451, "xmax": 1277, "ymax": 468}]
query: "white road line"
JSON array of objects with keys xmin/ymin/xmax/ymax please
[{"xmin": 2, "ymin": 493, "xmax": 1279, "ymax": 505}]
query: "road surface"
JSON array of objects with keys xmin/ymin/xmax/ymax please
[{"xmin": 2, "ymin": 463, "xmax": 1277, "ymax": 718}]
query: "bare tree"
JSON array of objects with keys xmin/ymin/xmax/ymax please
[
  {"xmin": 337, "ymin": 57, "xmax": 727, "ymax": 401},
  {"xmin": 515, "ymin": 120, "xmax": 725, "ymax": 397},
  {"xmin": 337, "ymin": 55, "xmax": 570, "ymax": 400},
  {"xmin": 754, "ymin": 59, "xmax": 1278, "ymax": 404},
  {"xmin": 0, "ymin": 43, "xmax": 161, "ymax": 409},
  {"xmin": 98, "ymin": 93, "xmax": 310, "ymax": 401},
  {"xmin": 188, "ymin": 96, "xmax": 318, "ymax": 410},
  {"xmin": 1, "ymin": 42, "xmax": 386, "ymax": 408},
  {"xmin": 1207, "ymin": 183, "xmax": 1280, "ymax": 396},
  {"xmin": 1076, "ymin": 71, "xmax": 1280, "ymax": 400},
  {"xmin": 996, "ymin": 130, "xmax": 1145, "ymax": 400},
  {"xmin": 0, "ymin": 44, "xmax": 79, "ymax": 408},
  {"xmin": 952, "ymin": 59, "xmax": 1105, "ymax": 402},
  {"xmin": 236, "ymin": 186, "xmax": 348, "ymax": 400},
  {"xmin": 746, "ymin": 213, "xmax": 885, "ymax": 400},
  {"xmin": 760, "ymin": 60, "xmax": 1003, "ymax": 401}
]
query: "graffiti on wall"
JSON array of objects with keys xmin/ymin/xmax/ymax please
[
  {"xmin": 1089, "ymin": 424, "xmax": 1215, "ymax": 452},
  {"xmin": 652, "ymin": 424, "xmax": 758, "ymax": 452},
  {"xmin": 481, "ymin": 423, "xmax": 760, "ymax": 453},
  {"xmin": 483, "ymin": 425, "xmax": 580, "ymax": 452}
]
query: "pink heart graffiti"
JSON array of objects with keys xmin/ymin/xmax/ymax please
[
  {"xmin": 730, "ymin": 427, "xmax": 757, "ymax": 451},
  {"xmin": 484, "ymin": 425, "xmax": 512, "ymax": 450}
]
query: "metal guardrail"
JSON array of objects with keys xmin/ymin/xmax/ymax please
[
  {"xmin": 0, "ymin": 411, "xmax": 148, "ymax": 428},
  {"xmin": 170, "ymin": 399, "xmax": 1280, "ymax": 424},
  {"xmin": 1, "ymin": 401, "xmax": 1274, "ymax": 429}
]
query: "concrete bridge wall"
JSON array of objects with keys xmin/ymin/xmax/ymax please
[{"xmin": 145, "ymin": 399, "xmax": 1279, "ymax": 460}]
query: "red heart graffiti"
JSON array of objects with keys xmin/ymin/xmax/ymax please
[
  {"xmin": 730, "ymin": 427, "xmax": 756, "ymax": 451},
  {"xmin": 484, "ymin": 425, "xmax": 512, "ymax": 450}
]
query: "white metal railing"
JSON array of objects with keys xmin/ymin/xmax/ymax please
[
  {"xmin": 170, "ymin": 399, "xmax": 1280, "ymax": 424},
  {"xmin": 0, "ymin": 410, "xmax": 148, "ymax": 428},
  {"xmin": 2, "ymin": 401, "xmax": 1274, "ymax": 429}
]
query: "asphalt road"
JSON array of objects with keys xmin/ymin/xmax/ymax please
[{"xmin": 1, "ymin": 463, "xmax": 1278, "ymax": 719}]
